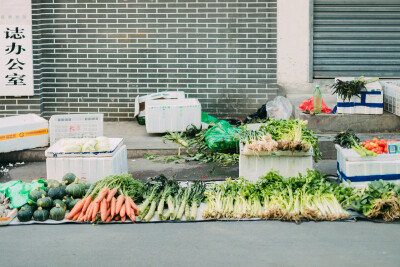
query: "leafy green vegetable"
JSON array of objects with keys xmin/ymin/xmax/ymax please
[{"xmin": 334, "ymin": 130, "xmax": 376, "ymax": 157}]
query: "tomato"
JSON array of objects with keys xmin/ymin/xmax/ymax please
[
  {"xmin": 377, "ymin": 150, "xmax": 383, "ymax": 154},
  {"xmin": 365, "ymin": 144, "xmax": 372, "ymax": 150},
  {"xmin": 380, "ymin": 138, "xmax": 386, "ymax": 142},
  {"xmin": 378, "ymin": 146, "xmax": 384, "ymax": 152},
  {"xmin": 372, "ymin": 137, "xmax": 379, "ymax": 143},
  {"xmin": 384, "ymin": 145, "xmax": 388, "ymax": 154},
  {"xmin": 378, "ymin": 141, "xmax": 386, "ymax": 148},
  {"xmin": 366, "ymin": 140, "xmax": 371, "ymax": 143}
]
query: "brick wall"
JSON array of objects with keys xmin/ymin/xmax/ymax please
[{"xmin": 1, "ymin": 0, "xmax": 278, "ymax": 121}]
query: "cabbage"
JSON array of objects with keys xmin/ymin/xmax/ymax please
[
  {"xmin": 81, "ymin": 139, "xmax": 98, "ymax": 152},
  {"xmin": 95, "ymin": 136, "xmax": 110, "ymax": 152},
  {"xmin": 61, "ymin": 139, "xmax": 82, "ymax": 152},
  {"xmin": 63, "ymin": 144, "xmax": 82, "ymax": 152}
]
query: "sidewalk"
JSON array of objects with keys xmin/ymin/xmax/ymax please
[{"xmin": 0, "ymin": 121, "xmax": 184, "ymax": 162}]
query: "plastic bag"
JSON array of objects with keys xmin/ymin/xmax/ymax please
[
  {"xmin": 0, "ymin": 179, "xmax": 45, "ymax": 209},
  {"xmin": 265, "ymin": 96, "xmax": 293, "ymax": 119},
  {"xmin": 201, "ymin": 112, "xmax": 219, "ymax": 124},
  {"xmin": 204, "ymin": 120, "xmax": 241, "ymax": 150},
  {"xmin": 299, "ymin": 97, "xmax": 332, "ymax": 113}
]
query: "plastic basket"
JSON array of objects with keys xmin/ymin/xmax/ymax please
[
  {"xmin": 49, "ymin": 114, "xmax": 104, "ymax": 145},
  {"xmin": 381, "ymin": 81, "xmax": 400, "ymax": 116}
]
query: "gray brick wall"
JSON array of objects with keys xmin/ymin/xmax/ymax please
[{"xmin": 1, "ymin": 0, "xmax": 278, "ymax": 121}]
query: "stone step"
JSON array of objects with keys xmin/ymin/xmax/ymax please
[{"xmin": 287, "ymin": 93, "xmax": 400, "ymax": 133}]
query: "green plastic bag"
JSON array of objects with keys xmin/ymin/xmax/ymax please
[
  {"xmin": 201, "ymin": 112, "xmax": 219, "ymax": 124},
  {"xmin": 0, "ymin": 179, "xmax": 45, "ymax": 209},
  {"xmin": 204, "ymin": 120, "xmax": 241, "ymax": 151}
]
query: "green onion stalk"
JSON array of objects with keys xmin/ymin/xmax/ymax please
[{"xmin": 189, "ymin": 182, "xmax": 206, "ymax": 221}]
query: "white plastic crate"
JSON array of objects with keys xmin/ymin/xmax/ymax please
[
  {"xmin": 335, "ymin": 77, "xmax": 383, "ymax": 114},
  {"xmin": 49, "ymin": 114, "xmax": 103, "ymax": 145},
  {"xmin": 46, "ymin": 145, "xmax": 128, "ymax": 184},
  {"xmin": 381, "ymin": 81, "xmax": 400, "ymax": 116},
  {"xmin": 239, "ymin": 144, "xmax": 313, "ymax": 181},
  {"xmin": 336, "ymin": 144, "xmax": 400, "ymax": 188},
  {"xmin": 145, "ymin": 98, "xmax": 201, "ymax": 133},
  {"xmin": 0, "ymin": 114, "xmax": 49, "ymax": 153}
]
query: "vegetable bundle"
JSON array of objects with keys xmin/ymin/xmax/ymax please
[
  {"xmin": 66, "ymin": 174, "xmax": 144, "ymax": 223},
  {"xmin": 352, "ymin": 180, "xmax": 400, "ymax": 222},
  {"xmin": 203, "ymin": 170, "xmax": 355, "ymax": 222},
  {"xmin": 138, "ymin": 175, "xmax": 206, "ymax": 222},
  {"xmin": 240, "ymin": 118, "xmax": 321, "ymax": 162}
]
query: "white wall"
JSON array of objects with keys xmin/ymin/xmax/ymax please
[{"xmin": 277, "ymin": 0, "xmax": 313, "ymax": 94}]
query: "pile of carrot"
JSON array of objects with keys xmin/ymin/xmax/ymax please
[{"xmin": 65, "ymin": 187, "xmax": 138, "ymax": 223}]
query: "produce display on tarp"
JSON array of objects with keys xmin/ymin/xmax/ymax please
[{"xmin": 4, "ymin": 169, "xmax": 400, "ymax": 225}]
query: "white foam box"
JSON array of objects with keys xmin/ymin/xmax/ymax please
[
  {"xmin": 0, "ymin": 114, "xmax": 49, "ymax": 153},
  {"xmin": 335, "ymin": 77, "xmax": 383, "ymax": 114},
  {"xmin": 336, "ymin": 144, "xmax": 400, "ymax": 188},
  {"xmin": 145, "ymin": 98, "xmax": 201, "ymax": 133},
  {"xmin": 46, "ymin": 145, "xmax": 128, "ymax": 184},
  {"xmin": 239, "ymin": 144, "xmax": 313, "ymax": 181},
  {"xmin": 45, "ymin": 138, "xmax": 124, "ymax": 158}
]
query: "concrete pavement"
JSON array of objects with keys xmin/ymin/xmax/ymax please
[
  {"xmin": 1, "ymin": 220, "xmax": 399, "ymax": 267},
  {"xmin": 1, "ymin": 158, "xmax": 338, "ymax": 183}
]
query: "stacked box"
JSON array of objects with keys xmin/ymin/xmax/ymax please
[{"xmin": 381, "ymin": 81, "xmax": 400, "ymax": 116}]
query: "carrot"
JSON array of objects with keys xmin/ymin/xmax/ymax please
[
  {"xmin": 85, "ymin": 202, "xmax": 94, "ymax": 222},
  {"xmin": 115, "ymin": 215, "xmax": 120, "ymax": 221},
  {"xmin": 121, "ymin": 215, "xmax": 126, "ymax": 222},
  {"xmin": 100, "ymin": 198, "xmax": 108, "ymax": 221},
  {"xmin": 126, "ymin": 200, "xmax": 131, "ymax": 218},
  {"xmin": 66, "ymin": 199, "xmax": 85, "ymax": 219},
  {"xmin": 105, "ymin": 216, "xmax": 112, "ymax": 224},
  {"xmin": 78, "ymin": 213, "xmax": 85, "ymax": 222},
  {"xmin": 106, "ymin": 208, "xmax": 111, "ymax": 218},
  {"xmin": 111, "ymin": 197, "xmax": 116, "ymax": 218},
  {"xmin": 94, "ymin": 187, "xmax": 109, "ymax": 203},
  {"xmin": 106, "ymin": 188, "xmax": 118, "ymax": 202},
  {"xmin": 116, "ymin": 195, "xmax": 125, "ymax": 214},
  {"xmin": 129, "ymin": 214, "xmax": 136, "ymax": 222},
  {"xmin": 77, "ymin": 211, "xmax": 85, "ymax": 221},
  {"xmin": 127, "ymin": 196, "xmax": 139, "ymax": 211},
  {"xmin": 82, "ymin": 195, "xmax": 93, "ymax": 213},
  {"xmin": 72, "ymin": 212, "xmax": 80, "ymax": 221},
  {"xmin": 120, "ymin": 203, "xmax": 126, "ymax": 217},
  {"xmin": 92, "ymin": 202, "xmax": 100, "ymax": 221}
]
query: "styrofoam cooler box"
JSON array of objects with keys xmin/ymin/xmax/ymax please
[
  {"xmin": 46, "ymin": 145, "xmax": 128, "ymax": 184},
  {"xmin": 49, "ymin": 113, "xmax": 103, "ymax": 145},
  {"xmin": 145, "ymin": 98, "xmax": 201, "ymax": 133},
  {"xmin": 336, "ymin": 144, "xmax": 400, "ymax": 188},
  {"xmin": 335, "ymin": 77, "xmax": 383, "ymax": 114},
  {"xmin": 381, "ymin": 81, "xmax": 400, "ymax": 116},
  {"xmin": 0, "ymin": 114, "xmax": 48, "ymax": 153},
  {"xmin": 239, "ymin": 144, "xmax": 313, "ymax": 181}
]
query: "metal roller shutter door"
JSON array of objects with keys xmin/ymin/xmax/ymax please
[{"xmin": 313, "ymin": 0, "xmax": 400, "ymax": 78}]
